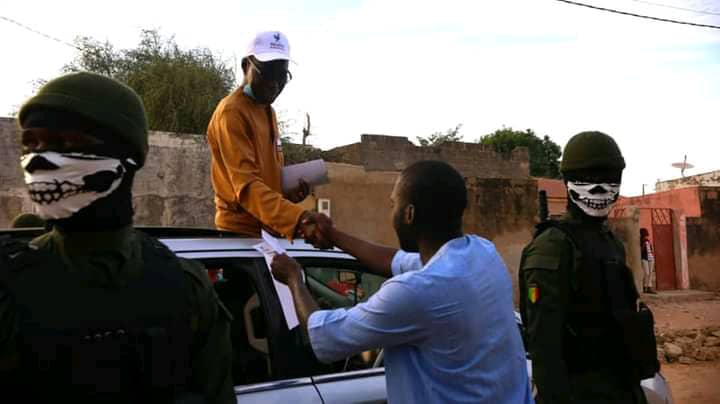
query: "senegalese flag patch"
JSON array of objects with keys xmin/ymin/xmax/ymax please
[{"xmin": 528, "ymin": 284, "xmax": 540, "ymax": 304}]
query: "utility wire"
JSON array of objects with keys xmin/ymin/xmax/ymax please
[
  {"xmin": 553, "ymin": 0, "xmax": 720, "ymax": 29},
  {"xmin": 0, "ymin": 15, "xmax": 81, "ymax": 50},
  {"xmin": 627, "ymin": 0, "xmax": 720, "ymax": 16}
]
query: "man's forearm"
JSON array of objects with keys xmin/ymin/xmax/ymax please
[
  {"xmin": 288, "ymin": 277, "xmax": 321, "ymax": 331},
  {"xmin": 328, "ymin": 228, "xmax": 396, "ymax": 278}
]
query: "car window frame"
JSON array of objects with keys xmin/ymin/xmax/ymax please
[{"xmin": 191, "ymin": 253, "xmax": 392, "ymax": 401}]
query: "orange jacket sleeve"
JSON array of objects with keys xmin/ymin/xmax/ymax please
[{"xmin": 214, "ymin": 108, "xmax": 305, "ymax": 239}]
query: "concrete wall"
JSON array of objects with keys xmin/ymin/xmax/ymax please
[
  {"xmin": 132, "ymin": 130, "xmax": 215, "ymax": 227},
  {"xmin": 656, "ymin": 170, "xmax": 720, "ymax": 192},
  {"xmin": 686, "ymin": 188, "xmax": 720, "ymax": 291},
  {"xmin": 464, "ymin": 177, "xmax": 538, "ymax": 303},
  {"xmin": 608, "ymin": 207, "xmax": 644, "ymax": 294},
  {"xmin": 0, "ymin": 118, "xmax": 34, "ymax": 226},
  {"xmin": 327, "ymin": 134, "xmax": 530, "ymax": 179},
  {"xmin": 311, "ymin": 163, "xmax": 399, "ymax": 246}
]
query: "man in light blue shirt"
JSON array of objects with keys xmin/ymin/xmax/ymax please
[{"xmin": 271, "ymin": 160, "xmax": 533, "ymax": 403}]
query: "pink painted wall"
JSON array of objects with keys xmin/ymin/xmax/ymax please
[{"xmin": 615, "ymin": 187, "xmax": 702, "ymax": 218}]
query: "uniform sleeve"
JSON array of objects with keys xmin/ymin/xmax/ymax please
[
  {"xmin": 306, "ymin": 280, "xmax": 428, "ymax": 363},
  {"xmin": 214, "ymin": 108, "xmax": 305, "ymax": 238},
  {"xmin": 181, "ymin": 259, "xmax": 235, "ymax": 404},
  {"xmin": 519, "ymin": 229, "xmax": 574, "ymax": 404}
]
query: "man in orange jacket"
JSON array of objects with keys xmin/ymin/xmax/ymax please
[{"xmin": 208, "ymin": 31, "xmax": 314, "ymax": 239}]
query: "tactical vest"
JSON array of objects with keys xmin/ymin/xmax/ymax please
[
  {"xmin": 1, "ymin": 231, "xmax": 194, "ymax": 404},
  {"xmin": 533, "ymin": 220, "xmax": 659, "ymax": 384}
]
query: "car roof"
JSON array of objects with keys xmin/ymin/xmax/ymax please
[
  {"xmin": 0, "ymin": 226, "xmax": 355, "ymax": 261},
  {"xmin": 163, "ymin": 236, "xmax": 354, "ymax": 260}
]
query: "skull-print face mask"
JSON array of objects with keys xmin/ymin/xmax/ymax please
[
  {"xmin": 566, "ymin": 181, "xmax": 621, "ymax": 217},
  {"xmin": 21, "ymin": 151, "xmax": 134, "ymax": 220}
]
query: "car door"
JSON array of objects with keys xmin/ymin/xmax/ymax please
[
  {"xmin": 234, "ymin": 379, "xmax": 323, "ymax": 404},
  {"xmin": 312, "ymin": 368, "xmax": 387, "ymax": 404},
  {"xmin": 203, "ymin": 254, "xmax": 387, "ymax": 404},
  {"xmin": 190, "ymin": 256, "xmax": 325, "ymax": 404},
  {"xmin": 299, "ymin": 259, "xmax": 389, "ymax": 404}
]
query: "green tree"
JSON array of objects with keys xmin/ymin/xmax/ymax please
[
  {"xmin": 479, "ymin": 127, "xmax": 562, "ymax": 178},
  {"xmin": 416, "ymin": 124, "xmax": 463, "ymax": 147},
  {"xmin": 63, "ymin": 30, "xmax": 235, "ymax": 134}
]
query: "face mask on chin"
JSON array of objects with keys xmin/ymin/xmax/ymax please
[
  {"xmin": 21, "ymin": 151, "xmax": 134, "ymax": 220},
  {"xmin": 567, "ymin": 181, "xmax": 621, "ymax": 218}
]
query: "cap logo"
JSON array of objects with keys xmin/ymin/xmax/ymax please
[{"xmin": 269, "ymin": 32, "xmax": 285, "ymax": 51}]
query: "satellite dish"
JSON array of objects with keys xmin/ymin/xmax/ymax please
[{"xmin": 671, "ymin": 155, "xmax": 694, "ymax": 177}]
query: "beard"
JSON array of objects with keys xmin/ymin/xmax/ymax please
[{"xmin": 393, "ymin": 209, "xmax": 419, "ymax": 252}]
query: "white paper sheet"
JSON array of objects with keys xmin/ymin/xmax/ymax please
[
  {"xmin": 281, "ymin": 159, "xmax": 329, "ymax": 194},
  {"xmin": 253, "ymin": 230, "xmax": 300, "ymax": 330}
]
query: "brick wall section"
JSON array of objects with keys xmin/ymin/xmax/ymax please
[{"xmin": 327, "ymin": 134, "xmax": 530, "ymax": 178}]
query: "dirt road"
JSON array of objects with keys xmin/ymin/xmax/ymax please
[
  {"xmin": 648, "ymin": 298, "xmax": 720, "ymax": 331},
  {"xmin": 662, "ymin": 361, "xmax": 720, "ymax": 404},
  {"xmin": 647, "ymin": 294, "xmax": 720, "ymax": 404}
]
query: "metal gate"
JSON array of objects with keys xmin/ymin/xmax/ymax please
[{"xmin": 651, "ymin": 208, "xmax": 676, "ymax": 290}]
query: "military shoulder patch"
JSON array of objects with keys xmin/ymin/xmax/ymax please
[{"xmin": 528, "ymin": 284, "xmax": 540, "ymax": 304}]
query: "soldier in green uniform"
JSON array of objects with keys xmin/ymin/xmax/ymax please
[
  {"xmin": 0, "ymin": 72, "xmax": 234, "ymax": 403},
  {"xmin": 519, "ymin": 131, "xmax": 658, "ymax": 404}
]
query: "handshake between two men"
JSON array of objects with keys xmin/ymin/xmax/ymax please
[
  {"xmin": 297, "ymin": 211, "xmax": 335, "ymax": 250},
  {"xmin": 273, "ymin": 210, "xmax": 396, "ymax": 295}
]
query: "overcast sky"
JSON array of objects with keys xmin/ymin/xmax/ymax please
[{"xmin": 2, "ymin": 0, "xmax": 718, "ymax": 196}]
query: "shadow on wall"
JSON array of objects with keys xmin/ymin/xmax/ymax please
[{"xmin": 608, "ymin": 207, "xmax": 643, "ymax": 295}]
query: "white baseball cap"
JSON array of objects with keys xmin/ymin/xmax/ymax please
[{"xmin": 246, "ymin": 31, "xmax": 292, "ymax": 62}]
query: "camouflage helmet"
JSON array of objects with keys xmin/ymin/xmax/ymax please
[
  {"xmin": 560, "ymin": 131, "xmax": 625, "ymax": 173},
  {"xmin": 18, "ymin": 72, "xmax": 149, "ymax": 167}
]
